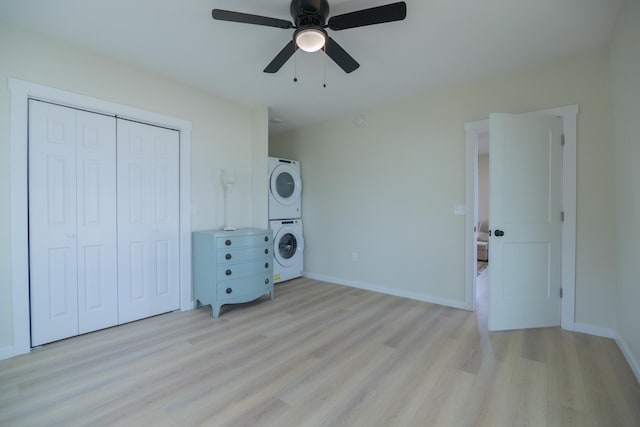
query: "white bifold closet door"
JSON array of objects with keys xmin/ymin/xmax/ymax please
[
  {"xmin": 29, "ymin": 101, "xmax": 180, "ymax": 347},
  {"xmin": 116, "ymin": 119, "xmax": 180, "ymax": 324},
  {"xmin": 29, "ymin": 100, "xmax": 118, "ymax": 346}
]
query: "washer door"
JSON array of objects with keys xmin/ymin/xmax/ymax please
[
  {"xmin": 270, "ymin": 164, "xmax": 301, "ymax": 206},
  {"xmin": 274, "ymin": 225, "xmax": 303, "ymax": 267}
]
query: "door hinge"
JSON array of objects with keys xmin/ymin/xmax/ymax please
[
  {"xmin": 561, "ymin": 211, "xmax": 565, "ymax": 222},
  {"xmin": 560, "ymin": 288, "xmax": 563, "ymax": 298},
  {"xmin": 561, "ymin": 134, "xmax": 566, "ymax": 146}
]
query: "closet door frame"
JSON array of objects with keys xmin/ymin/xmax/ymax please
[{"xmin": 8, "ymin": 78, "xmax": 192, "ymax": 358}]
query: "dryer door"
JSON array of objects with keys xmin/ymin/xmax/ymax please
[
  {"xmin": 274, "ymin": 225, "xmax": 303, "ymax": 267},
  {"xmin": 270, "ymin": 164, "xmax": 302, "ymax": 206}
]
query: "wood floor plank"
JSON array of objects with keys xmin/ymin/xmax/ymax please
[
  {"xmin": 547, "ymin": 403, "xmax": 594, "ymax": 427},
  {"xmin": 368, "ymin": 336, "xmax": 462, "ymax": 426},
  {"xmin": 522, "ymin": 327, "xmax": 549, "ymax": 363},
  {"xmin": 576, "ymin": 332, "xmax": 640, "ymax": 426},
  {"xmin": 455, "ymin": 330, "xmax": 523, "ymax": 427},
  {"xmin": 544, "ymin": 328, "xmax": 588, "ymax": 414},
  {"xmin": 503, "ymin": 356, "xmax": 548, "ymax": 426},
  {"xmin": 409, "ymin": 365, "xmax": 476, "ymax": 427},
  {"xmin": 1, "ymin": 276, "xmax": 639, "ymax": 427}
]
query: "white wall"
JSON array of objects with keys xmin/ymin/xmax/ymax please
[
  {"xmin": 251, "ymin": 107, "xmax": 269, "ymax": 230},
  {"xmin": 0, "ymin": 21, "xmax": 268, "ymax": 352},
  {"xmin": 271, "ymin": 49, "xmax": 616, "ymax": 329},
  {"xmin": 477, "ymin": 154, "xmax": 490, "ymax": 226},
  {"xmin": 609, "ymin": 0, "xmax": 640, "ymax": 380}
]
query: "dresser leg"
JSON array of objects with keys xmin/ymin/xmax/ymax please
[{"xmin": 213, "ymin": 304, "xmax": 221, "ymax": 318}]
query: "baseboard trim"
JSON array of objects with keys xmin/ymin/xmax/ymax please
[
  {"xmin": 573, "ymin": 322, "xmax": 616, "ymax": 339},
  {"xmin": 0, "ymin": 345, "xmax": 19, "ymax": 361},
  {"xmin": 303, "ymin": 273, "xmax": 466, "ymax": 310},
  {"xmin": 616, "ymin": 334, "xmax": 640, "ymax": 384}
]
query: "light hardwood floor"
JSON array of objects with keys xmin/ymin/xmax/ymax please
[{"xmin": 1, "ymin": 275, "xmax": 639, "ymax": 426}]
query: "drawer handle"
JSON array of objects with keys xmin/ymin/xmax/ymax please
[
  {"xmin": 264, "ymin": 236, "xmax": 269, "ymax": 242},
  {"xmin": 265, "ymin": 262, "xmax": 269, "ymax": 268},
  {"xmin": 225, "ymin": 269, "xmax": 232, "ymax": 276},
  {"xmin": 264, "ymin": 249, "xmax": 269, "ymax": 254},
  {"xmin": 225, "ymin": 239, "xmax": 232, "ymax": 246},
  {"xmin": 265, "ymin": 279, "xmax": 270, "ymax": 284},
  {"xmin": 225, "ymin": 253, "xmax": 232, "ymax": 260},
  {"xmin": 226, "ymin": 287, "xmax": 232, "ymax": 294}
]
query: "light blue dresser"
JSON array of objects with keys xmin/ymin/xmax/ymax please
[{"xmin": 192, "ymin": 228, "xmax": 274, "ymax": 317}]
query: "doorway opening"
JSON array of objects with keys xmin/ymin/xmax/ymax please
[
  {"xmin": 463, "ymin": 105, "xmax": 578, "ymax": 332},
  {"xmin": 476, "ymin": 130, "xmax": 490, "ymax": 287}
]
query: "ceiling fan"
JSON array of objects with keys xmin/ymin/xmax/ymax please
[{"xmin": 212, "ymin": 0, "xmax": 407, "ymax": 74}]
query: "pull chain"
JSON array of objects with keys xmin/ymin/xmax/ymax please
[
  {"xmin": 323, "ymin": 44, "xmax": 327, "ymax": 88},
  {"xmin": 293, "ymin": 49, "xmax": 298, "ymax": 82}
]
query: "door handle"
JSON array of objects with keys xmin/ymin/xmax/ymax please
[{"xmin": 494, "ymin": 229, "xmax": 505, "ymax": 237}]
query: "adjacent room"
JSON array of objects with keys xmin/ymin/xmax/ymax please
[{"xmin": 1, "ymin": 0, "xmax": 639, "ymax": 425}]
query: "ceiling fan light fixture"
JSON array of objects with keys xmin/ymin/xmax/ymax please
[{"xmin": 295, "ymin": 28, "xmax": 326, "ymax": 52}]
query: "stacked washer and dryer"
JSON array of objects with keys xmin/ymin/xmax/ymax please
[{"xmin": 268, "ymin": 157, "xmax": 304, "ymax": 283}]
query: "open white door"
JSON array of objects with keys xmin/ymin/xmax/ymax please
[{"xmin": 489, "ymin": 113, "xmax": 563, "ymax": 331}]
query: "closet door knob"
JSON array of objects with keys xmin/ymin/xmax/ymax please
[{"xmin": 494, "ymin": 229, "xmax": 505, "ymax": 237}]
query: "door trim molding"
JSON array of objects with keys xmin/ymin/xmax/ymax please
[
  {"xmin": 464, "ymin": 104, "xmax": 578, "ymax": 332},
  {"xmin": 8, "ymin": 78, "xmax": 192, "ymax": 358}
]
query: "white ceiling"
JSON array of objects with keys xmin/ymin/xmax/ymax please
[{"xmin": 0, "ymin": 0, "xmax": 621, "ymax": 135}]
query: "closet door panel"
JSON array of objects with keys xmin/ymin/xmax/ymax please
[
  {"xmin": 150, "ymin": 126, "xmax": 180, "ymax": 314},
  {"xmin": 76, "ymin": 110, "xmax": 118, "ymax": 334},
  {"xmin": 29, "ymin": 100, "xmax": 79, "ymax": 346},
  {"xmin": 117, "ymin": 119, "xmax": 179, "ymax": 323},
  {"xmin": 117, "ymin": 121, "xmax": 152, "ymax": 322}
]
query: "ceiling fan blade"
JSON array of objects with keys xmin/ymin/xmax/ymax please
[
  {"xmin": 212, "ymin": 9, "xmax": 293, "ymax": 29},
  {"xmin": 328, "ymin": 2, "xmax": 407, "ymax": 31},
  {"xmin": 264, "ymin": 40, "xmax": 298, "ymax": 73},
  {"xmin": 325, "ymin": 37, "xmax": 359, "ymax": 73}
]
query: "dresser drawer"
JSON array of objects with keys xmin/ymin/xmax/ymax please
[
  {"xmin": 216, "ymin": 245, "xmax": 271, "ymax": 263},
  {"xmin": 217, "ymin": 274, "xmax": 272, "ymax": 301},
  {"xmin": 216, "ymin": 257, "xmax": 272, "ymax": 281},
  {"xmin": 216, "ymin": 233, "xmax": 271, "ymax": 249}
]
